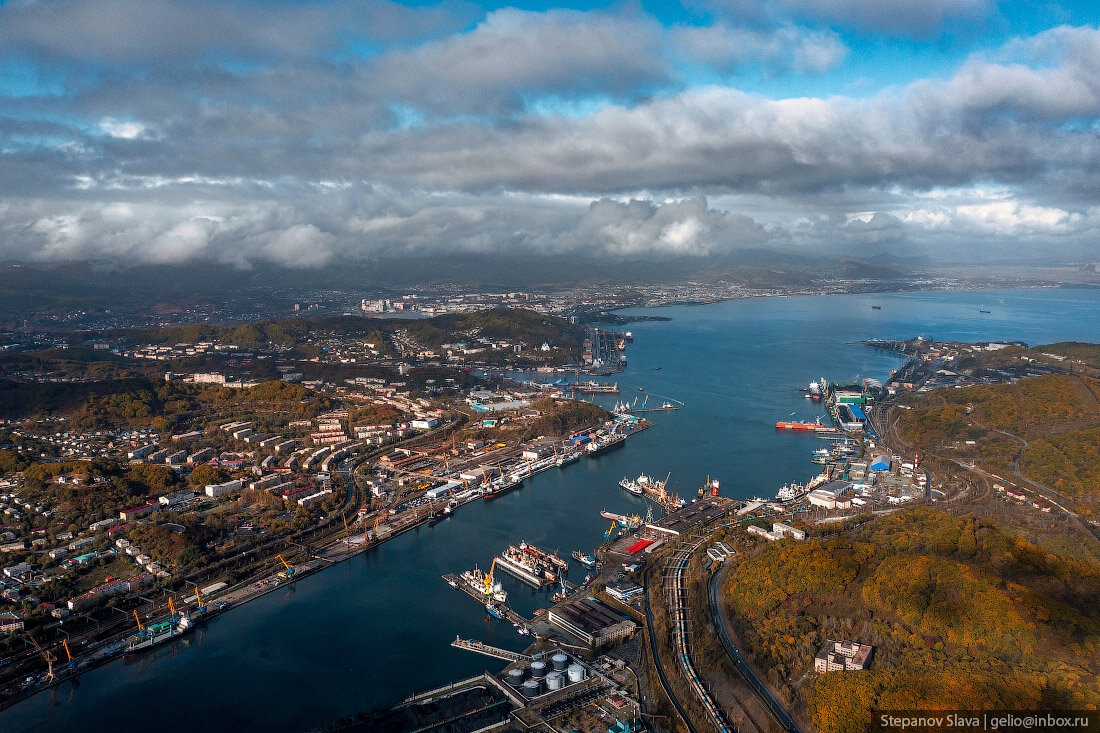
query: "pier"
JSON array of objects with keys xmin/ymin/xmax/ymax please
[{"xmin": 450, "ymin": 636, "xmax": 533, "ymax": 663}]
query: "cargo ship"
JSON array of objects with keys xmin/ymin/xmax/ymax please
[
  {"xmin": 123, "ymin": 612, "xmax": 197, "ymax": 656},
  {"xmin": 586, "ymin": 433, "xmax": 626, "ymax": 456},
  {"xmin": 775, "ymin": 417, "xmax": 833, "ymax": 432},
  {"xmin": 556, "ymin": 451, "xmax": 580, "ymax": 467},
  {"xmin": 495, "ymin": 542, "xmax": 568, "ymax": 587},
  {"xmin": 484, "ymin": 473, "xmax": 523, "ymax": 500}
]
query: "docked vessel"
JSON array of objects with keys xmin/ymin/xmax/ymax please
[
  {"xmin": 586, "ymin": 433, "xmax": 626, "ymax": 456},
  {"xmin": 775, "ymin": 417, "xmax": 832, "ymax": 432},
  {"xmin": 776, "ymin": 483, "xmax": 808, "ymax": 502},
  {"xmin": 600, "ymin": 510, "xmax": 643, "ymax": 529},
  {"xmin": 572, "ymin": 550, "xmax": 599, "ymax": 567},
  {"xmin": 570, "ymin": 381, "xmax": 619, "ymax": 394},
  {"xmin": 459, "ymin": 566, "xmax": 507, "ymax": 603},
  {"xmin": 123, "ymin": 612, "xmax": 196, "ymax": 656},
  {"xmin": 495, "ymin": 542, "xmax": 568, "ymax": 587},
  {"xmin": 484, "ymin": 474, "xmax": 523, "ymax": 500}
]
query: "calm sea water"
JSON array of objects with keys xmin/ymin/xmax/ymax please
[{"xmin": 6, "ymin": 288, "xmax": 1100, "ymax": 732}]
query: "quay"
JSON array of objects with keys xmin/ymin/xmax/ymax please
[{"xmin": 451, "ymin": 636, "xmax": 533, "ymax": 664}]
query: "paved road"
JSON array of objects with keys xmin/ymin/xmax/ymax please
[{"xmin": 708, "ymin": 565, "xmax": 805, "ymax": 733}]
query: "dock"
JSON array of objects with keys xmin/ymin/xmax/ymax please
[
  {"xmin": 451, "ymin": 636, "xmax": 533, "ymax": 664},
  {"xmin": 442, "ymin": 574, "xmax": 529, "ymax": 628}
]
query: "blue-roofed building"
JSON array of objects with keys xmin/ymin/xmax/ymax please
[{"xmin": 869, "ymin": 456, "xmax": 892, "ymax": 472}]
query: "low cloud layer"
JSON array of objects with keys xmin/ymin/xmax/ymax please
[{"xmin": 1, "ymin": 2, "xmax": 1098, "ymax": 269}]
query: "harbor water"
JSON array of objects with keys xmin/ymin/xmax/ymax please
[{"xmin": 5, "ymin": 288, "xmax": 1100, "ymax": 732}]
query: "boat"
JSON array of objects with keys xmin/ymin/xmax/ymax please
[
  {"xmin": 556, "ymin": 451, "xmax": 580, "ymax": 467},
  {"xmin": 486, "ymin": 603, "xmax": 504, "ymax": 620},
  {"xmin": 570, "ymin": 381, "xmax": 619, "ymax": 394},
  {"xmin": 123, "ymin": 613, "xmax": 196, "ymax": 656},
  {"xmin": 496, "ymin": 541, "xmax": 566, "ymax": 586},
  {"xmin": 427, "ymin": 502, "xmax": 453, "ymax": 524},
  {"xmin": 775, "ymin": 417, "xmax": 833, "ymax": 432},
  {"xmin": 572, "ymin": 550, "xmax": 599, "ymax": 567},
  {"xmin": 459, "ymin": 566, "xmax": 507, "ymax": 603},
  {"xmin": 776, "ymin": 483, "xmax": 808, "ymax": 502},
  {"xmin": 586, "ymin": 433, "xmax": 626, "ymax": 456},
  {"xmin": 600, "ymin": 509, "xmax": 643, "ymax": 529},
  {"xmin": 618, "ymin": 476, "xmax": 644, "ymax": 495},
  {"xmin": 872, "ymin": 305, "xmax": 882, "ymax": 310},
  {"xmin": 980, "ymin": 309, "xmax": 991, "ymax": 313},
  {"xmin": 484, "ymin": 474, "xmax": 523, "ymax": 500}
]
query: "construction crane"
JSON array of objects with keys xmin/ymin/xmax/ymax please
[
  {"xmin": 61, "ymin": 638, "xmax": 76, "ymax": 670},
  {"xmin": 277, "ymin": 554, "xmax": 295, "ymax": 576}
]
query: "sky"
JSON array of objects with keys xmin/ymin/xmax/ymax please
[{"xmin": 1, "ymin": 0, "xmax": 1099, "ymax": 270}]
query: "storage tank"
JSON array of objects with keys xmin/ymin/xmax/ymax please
[
  {"xmin": 521, "ymin": 678, "xmax": 542, "ymax": 698},
  {"xmin": 567, "ymin": 664, "xmax": 587, "ymax": 683},
  {"xmin": 506, "ymin": 668, "xmax": 526, "ymax": 687},
  {"xmin": 530, "ymin": 660, "xmax": 547, "ymax": 678},
  {"xmin": 551, "ymin": 653, "xmax": 569, "ymax": 671},
  {"xmin": 545, "ymin": 671, "xmax": 564, "ymax": 690}
]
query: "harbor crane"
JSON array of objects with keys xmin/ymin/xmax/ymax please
[
  {"xmin": 603, "ymin": 520, "xmax": 618, "ymax": 541},
  {"xmin": 277, "ymin": 554, "xmax": 295, "ymax": 576},
  {"xmin": 483, "ymin": 557, "xmax": 499, "ymax": 603},
  {"xmin": 61, "ymin": 638, "xmax": 76, "ymax": 670},
  {"xmin": 194, "ymin": 585, "xmax": 207, "ymax": 614},
  {"xmin": 168, "ymin": 596, "xmax": 179, "ymax": 622},
  {"xmin": 133, "ymin": 610, "xmax": 146, "ymax": 634},
  {"xmin": 26, "ymin": 632, "xmax": 56, "ymax": 683}
]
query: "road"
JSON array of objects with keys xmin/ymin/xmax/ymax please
[{"xmin": 708, "ymin": 565, "xmax": 805, "ymax": 733}]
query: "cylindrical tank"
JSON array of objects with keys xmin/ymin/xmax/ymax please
[
  {"xmin": 521, "ymin": 678, "xmax": 542, "ymax": 698},
  {"xmin": 567, "ymin": 664, "xmax": 586, "ymax": 683},
  {"xmin": 551, "ymin": 653, "xmax": 569, "ymax": 671},
  {"xmin": 506, "ymin": 668, "xmax": 526, "ymax": 687},
  {"xmin": 530, "ymin": 660, "xmax": 547, "ymax": 678},
  {"xmin": 545, "ymin": 671, "xmax": 564, "ymax": 690}
]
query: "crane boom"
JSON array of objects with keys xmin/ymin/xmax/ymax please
[{"xmin": 133, "ymin": 610, "xmax": 145, "ymax": 632}]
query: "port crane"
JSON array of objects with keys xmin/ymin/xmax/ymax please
[
  {"xmin": 26, "ymin": 632, "xmax": 56, "ymax": 683},
  {"xmin": 277, "ymin": 554, "xmax": 295, "ymax": 576},
  {"xmin": 133, "ymin": 610, "xmax": 146, "ymax": 634},
  {"xmin": 483, "ymin": 558, "xmax": 499, "ymax": 603},
  {"xmin": 603, "ymin": 520, "xmax": 618, "ymax": 541},
  {"xmin": 61, "ymin": 638, "xmax": 75, "ymax": 670},
  {"xmin": 194, "ymin": 585, "xmax": 207, "ymax": 614},
  {"xmin": 168, "ymin": 596, "xmax": 179, "ymax": 622}
]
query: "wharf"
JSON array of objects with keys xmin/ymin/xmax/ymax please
[
  {"xmin": 442, "ymin": 574, "xmax": 528, "ymax": 628},
  {"xmin": 451, "ymin": 636, "xmax": 533, "ymax": 664}
]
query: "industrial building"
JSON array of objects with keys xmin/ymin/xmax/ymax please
[{"xmin": 547, "ymin": 598, "xmax": 636, "ymax": 646}]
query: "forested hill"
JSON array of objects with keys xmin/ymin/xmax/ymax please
[
  {"xmin": 896, "ymin": 373, "xmax": 1100, "ymax": 506},
  {"xmin": 722, "ymin": 507, "xmax": 1100, "ymax": 733}
]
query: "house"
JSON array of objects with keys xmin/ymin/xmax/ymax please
[
  {"xmin": 814, "ymin": 640, "xmax": 873, "ymax": 672},
  {"xmin": 0, "ymin": 610, "xmax": 24, "ymax": 634}
]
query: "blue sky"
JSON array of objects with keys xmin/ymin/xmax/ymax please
[{"xmin": 1, "ymin": 0, "xmax": 1099, "ymax": 268}]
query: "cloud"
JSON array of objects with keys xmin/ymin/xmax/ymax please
[
  {"xmin": 1, "ymin": 7, "xmax": 1099, "ymax": 268},
  {"xmin": 368, "ymin": 8, "xmax": 671, "ymax": 116},
  {"xmin": 0, "ymin": 0, "xmax": 475, "ymax": 64},
  {"xmin": 698, "ymin": 0, "xmax": 993, "ymax": 37},
  {"xmin": 672, "ymin": 23, "xmax": 847, "ymax": 75}
]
